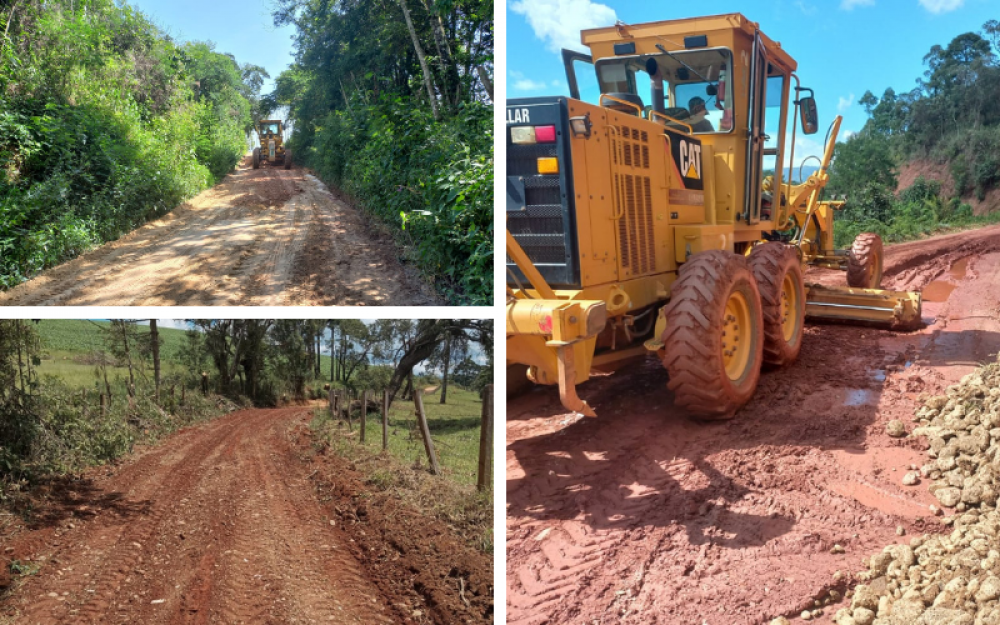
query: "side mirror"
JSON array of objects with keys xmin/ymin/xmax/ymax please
[
  {"xmin": 800, "ymin": 96, "xmax": 819, "ymax": 135},
  {"xmin": 645, "ymin": 57, "xmax": 659, "ymax": 76},
  {"xmin": 705, "ymin": 84, "xmax": 718, "ymax": 97}
]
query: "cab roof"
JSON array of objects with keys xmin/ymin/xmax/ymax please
[{"xmin": 580, "ymin": 13, "xmax": 797, "ymax": 73}]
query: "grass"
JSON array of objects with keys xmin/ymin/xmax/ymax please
[
  {"xmin": 311, "ymin": 386, "xmax": 487, "ymax": 489},
  {"xmin": 306, "ymin": 387, "xmax": 492, "ymax": 554},
  {"xmin": 35, "ymin": 320, "xmax": 190, "ymax": 361},
  {"xmin": 35, "ymin": 351, "xmax": 185, "ymax": 390}
]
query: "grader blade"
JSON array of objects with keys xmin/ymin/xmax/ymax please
[{"xmin": 805, "ymin": 284, "xmax": 922, "ymax": 331}]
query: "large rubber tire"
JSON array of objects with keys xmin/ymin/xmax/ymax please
[
  {"xmin": 284, "ymin": 149, "xmax": 292, "ymax": 170},
  {"xmin": 847, "ymin": 232, "xmax": 884, "ymax": 288},
  {"xmin": 252, "ymin": 147, "xmax": 260, "ymax": 170},
  {"xmin": 662, "ymin": 251, "xmax": 764, "ymax": 420},
  {"xmin": 749, "ymin": 242, "xmax": 806, "ymax": 367}
]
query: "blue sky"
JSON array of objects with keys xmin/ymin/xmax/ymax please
[
  {"xmin": 507, "ymin": 0, "xmax": 997, "ymax": 164},
  {"xmin": 129, "ymin": 0, "xmax": 296, "ymax": 93}
]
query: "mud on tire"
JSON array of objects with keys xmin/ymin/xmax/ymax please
[
  {"xmin": 847, "ymin": 232, "xmax": 884, "ymax": 288},
  {"xmin": 749, "ymin": 242, "xmax": 805, "ymax": 367},
  {"xmin": 662, "ymin": 250, "xmax": 764, "ymax": 420}
]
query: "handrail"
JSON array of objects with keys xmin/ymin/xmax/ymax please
[
  {"xmin": 649, "ymin": 110, "xmax": 693, "ymax": 135},
  {"xmin": 599, "ymin": 93, "xmax": 642, "ymax": 115}
]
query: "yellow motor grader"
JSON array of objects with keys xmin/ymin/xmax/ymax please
[
  {"xmin": 252, "ymin": 119, "xmax": 292, "ymax": 169},
  {"xmin": 506, "ymin": 13, "xmax": 922, "ymax": 419}
]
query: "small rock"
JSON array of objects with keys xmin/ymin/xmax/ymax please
[
  {"xmin": 769, "ymin": 618, "xmax": 790, "ymax": 625},
  {"xmin": 902, "ymin": 472, "xmax": 920, "ymax": 486},
  {"xmin": 801, "ymin": 610, "xmax": 813, "ymax": 621},
  {"xmin": 935, "ymin": 487, "xmax": 962, "ymax": 508},
  {"xmin": 831, "ymin": 544, "xmax": 846, "ymax": 554},
  {"xmin": 852, "ymin": 607, "xmax": 875, "ymax": 625},
  {"xmin": 896, "ymin": 525, "xmax": 906, "ymax": 536},
  {"xmin": 886, "ymin": 420, "xmax": 907, "ymax": 437}
]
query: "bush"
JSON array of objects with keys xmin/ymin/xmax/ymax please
[
  {"xmin": 0, "ymin": 1, "xmax": 256, "ymax": 289},
  {"xmin": 296, "ymin": 96, "xmax": 492, "ymax": 305}
]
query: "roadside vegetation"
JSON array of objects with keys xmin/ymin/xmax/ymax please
[
  {"xmin": 828, "ymin": 21, "xmax": 1000, "ymax": 247},
  {"xmin": 0, "ymin": 0, "xmax": 267, "ymax": 289},
  {"xmin": 267, "ymin": 0, "xmax": 493, "ymax": 304},
  {"xmin": 0, "ymin": 320, "xmax": 493, "ymax": 512}
]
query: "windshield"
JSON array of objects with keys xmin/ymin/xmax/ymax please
[
  {"xmin": 593, "ymin": 48, "xmax": 734, "ymax": 134},
  {"xmin": 260, "ymin": 122, "xmax": 280, "ymax": 135}
]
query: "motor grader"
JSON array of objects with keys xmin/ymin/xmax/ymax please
[
  {"xmin": 252, "ymin": 119, "xmax": 292, "ymax": 169},
  {"xmin": 506, "ymin": 13, "xmax": 922, "ymax": 419}
]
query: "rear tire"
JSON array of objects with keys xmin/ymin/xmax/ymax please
[
  {"xmin": 284, "ymin": 149, "xmax": 292, "ymax": 170},
  {"xmin": 847, "ymin": 232, "xmax": 884, "ymax": 288},
  {"xmin": 252, "ymin": 147, "xmax": 260, "ymax": 170},
  {"xmin": 749, "ymin": 242, "xmax": 805, "ymax": 367},
  {"xmin": 662, "ymin": 251, "xmax": 764, "ymax": 420}
]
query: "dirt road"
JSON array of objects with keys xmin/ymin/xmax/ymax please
[
  {"xmin": 506, "ymin": 225, "xmax": 1000, "ymax": 624},
  {"xmin": 0, "ymin": 160, "xmax": 440, "ymax": 306},
  {"xmin": 0, "ymin": 406, "xmax": 485, "ymax": 625}
]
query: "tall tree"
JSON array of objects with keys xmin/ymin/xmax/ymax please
[{"xmin": 150, "ymin": 320, "xmax": 161, "ymax": 400}]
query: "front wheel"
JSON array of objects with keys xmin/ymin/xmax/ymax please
[
  {"xmin": 847, "ymin": 232, "xmax": 884, "ymax": 288},
  {"xmin": 662, "ymin": 251, "xmax": 764, "ymax": 420},
  {"xmin": 252, "ymin": 147, "xmax": 260, "ymax": 170},
  {"xmin": 749, "ymin": 242, "xmax": 805, "ymax": 367},
  {"xmin": 284, "ymin": 149, "xmax": 292, "ymax": 170}
]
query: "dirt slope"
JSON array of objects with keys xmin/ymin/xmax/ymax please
[
  {"xmin": 0, "ymin": 406, "xmax": 483, "ymax": 625},
  {"xmin": 0, "ymin": 160, "xmax": 441, "ymax": 306},
  {"xmin": 506, "ymin": 225, "xmax": 1000, "ymax": 624}
]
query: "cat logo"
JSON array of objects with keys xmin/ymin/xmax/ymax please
[{"xmin": 679, "ymin": 140, "xmax": 702, "ymax": 180}]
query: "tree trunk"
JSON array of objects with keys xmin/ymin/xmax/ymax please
[
  {"xmin": 421, "ymin": 0, "xmax": 459, "ymax": 107},
  {"xmin": 150, "ymin": 320, "xmax": 160, "ymax": 401},
  {"xmin": 440, "ymin": 332, "xmax": 451, "ymax": 404},
  {"xmin": 476, "ymin": 65, "xmax": 493, "ymax": 101},
  {"xmin": 396, "ymin": 0, "xmax": 440, "ymax": 120}
]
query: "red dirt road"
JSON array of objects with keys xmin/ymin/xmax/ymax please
[
  {"xmin": 0, "ymin": 407, "xmax": 481, "ymax": 625},
  {"xmin": 506, "ymin": 225, "xmax": 1000, "ymax": 624},
  {"xmin": 0, "ymin": 160, "xmax": 441, "ymax": 306}
]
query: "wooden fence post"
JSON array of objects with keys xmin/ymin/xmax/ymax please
[
  {"xmin": 413, "ymin": 389, "xmax": 440, "ymax": 475},
  {"xmin": 382, "ymin": 390, "xmax": 389, "ymax": 451},
  {"xmin": 360, "ymin": 391, "xmax": 367, "ymax": 443},
  {"xmin": 478, "ymin": 385, "xmax": 494, "ymax": 492}
]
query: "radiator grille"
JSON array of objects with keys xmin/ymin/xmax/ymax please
[{"xmin": 610, "ymin": 124, "xmax": 655, "ymax": 276}]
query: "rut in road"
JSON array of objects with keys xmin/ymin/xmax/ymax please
[
  {"xmin": 506, "ymin": 225, "xmax": 1000, "ymax": 625},
  {"xmin": 2, "ymin": 408, "xmax": 397, "ymax": 625},
  {"xmin": 0, "ymin": 162, "xmax": 441, "ymax": 306}
]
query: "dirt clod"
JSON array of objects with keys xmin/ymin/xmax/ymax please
[{"xmin": 886, "ymin": 420, "xmax": 907, "ymax": 437}]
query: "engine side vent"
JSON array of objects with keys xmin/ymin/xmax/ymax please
[{"xmin": 610, "ymin": 123, "xmax": 655, "ymax": 277}]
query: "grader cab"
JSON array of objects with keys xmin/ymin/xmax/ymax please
[
  {"xmin": 506, "ymin": 13, "xmax": 922, "ymax": 419},
  {"xmin": 252, "ymin": 119, "xmax": 292, "ymax": 170}
]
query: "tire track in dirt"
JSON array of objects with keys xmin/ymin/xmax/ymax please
[
  {"xmin": 0, "ymin": 160, "xmax": 441, "ymax": 306},
  {"xmin": 507, "ymin": 227, "xmax": 1000, "ymax": 623},
  {"xmin": 1, "ymin": 408, "xmax": 398, "ymax": 625}
]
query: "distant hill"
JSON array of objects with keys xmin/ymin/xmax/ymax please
[
  {"xmin": 784, "ymin": 165, "xmax": 819, "ymax": 184},
  {"xmin": 37, "ymin": 320, "xmax": 190, "ymax": 361}
]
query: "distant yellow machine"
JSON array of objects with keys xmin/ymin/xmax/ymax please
[
  {"xmin": 253, "ymin": 119, "xmax": 292, "ymax": 169},
  {"xmin": 506, "ymin": 13, "xmax": 921, "ymax": 419}
]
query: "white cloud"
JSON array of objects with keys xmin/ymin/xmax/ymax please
[
  {"xmin": 842, "ymin": 129, "xmax": 857, "ymax": 141},
  {"xmin": 840, "ymin": 0, "xmax": 874, "ymax": 9},
  {"xmin": 837, "ymin": 93, "xmax": 855, "ymax": 112},
  {"xmin": 514, "ymin": 78, "xmax": 549, "ymax": 91},
  {"xmin": 918, "ymin": 0, "xmax": 963, "ymax": 13},
  {"xmin": 510, "ymin": 0, "xmax": 617, "ymax": 53},
  {"xmin": 795, "ymin": 1, "xmax": 818, "ymax": 15}
]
